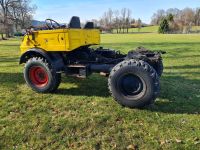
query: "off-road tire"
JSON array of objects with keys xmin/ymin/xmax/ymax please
[
  {"xmin": 153, "ymin": 60, "xmax": 164, "ymax": 77},
  {"xmin": 108, "ymin": 59, "xmax": 160, "ymax": 108},
  {"xmin": 24, "ymin": 57, "xmax": 61, "ymax": 93}
]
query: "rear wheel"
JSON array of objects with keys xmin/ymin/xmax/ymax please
[
  {"xmin": 152, "ymin": 60, "xmax": 164, "ymax": 77},
  {"xmin": 108, "ymin": 59, "xmax": 160, "ymax": 108},
  {"xmin": 24, "ymin": 57, "xmax": 61, "ymax": 93}
]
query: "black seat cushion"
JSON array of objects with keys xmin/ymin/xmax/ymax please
[
  {"xmin": 84, "ymin": 22, "xmax": 94, "ymax": 29},
  {"xmin": 69, "ymin": 16, "xmax": 81, "ymax": 28}
]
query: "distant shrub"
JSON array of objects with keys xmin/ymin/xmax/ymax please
[{"xmin": 158, "ymin": 18, "xmax": 170, "ymax": 34}]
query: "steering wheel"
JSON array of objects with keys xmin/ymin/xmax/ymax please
[{"xmin": 45, "ymin": 19, "xmax": 61, "ymax": 29}]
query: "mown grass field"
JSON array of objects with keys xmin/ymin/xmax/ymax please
[{"xmin": 0, "ymin": 33, "xmax": 200, "ymax": 149}]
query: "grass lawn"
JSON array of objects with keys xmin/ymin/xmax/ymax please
[{"xmin": 0, "ymin": 34, "xmax": 200, "ymax": 149}]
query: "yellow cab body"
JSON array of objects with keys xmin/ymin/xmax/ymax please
[{"xmin": 20, "ymin": 29, "xmax": 100, "ymax": 54}]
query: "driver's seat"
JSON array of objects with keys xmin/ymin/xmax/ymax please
[{"xmin": 69, "ymin": 16, "xmax": 81, "ymax": 29}]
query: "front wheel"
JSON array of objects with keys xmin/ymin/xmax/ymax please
[
  {"xmin": 24, "ymin": 57, "xmax": 61, "ymax": 93},
  {"xmin": 108, "ymin": 59, "xmax": 160, "ymax": 108}
]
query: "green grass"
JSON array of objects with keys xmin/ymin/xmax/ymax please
[
  {"xmin": 128, "ymin": 26, "xmax": 159, "ymax": 33},
  {"xmin": 0, "ymin": 34, "xmax": 200, "ymax": 149},
  {"xmin": 192, "ymin": 26, "xmax": 200, "ymax": 32}
]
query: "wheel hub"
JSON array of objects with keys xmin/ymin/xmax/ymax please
[
  {"xmin": 29, "ymin": 66, "xmax": 49, "ymax": 88},
  {"xmin": 119, "ymin": 74, "xmax": 143, "ymax": 96}
]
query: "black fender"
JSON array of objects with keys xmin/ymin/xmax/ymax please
[{"xmin": 20, "ymin": 48, "xmax": 65, "ymax": 72}]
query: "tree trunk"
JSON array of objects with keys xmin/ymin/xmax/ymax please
[
  {"xmin": 15, "ymin": 21, "xmax": 19, "ymax": 32},
  {"xmin": 1, "ymin": 33, "xmax": 3, "ymax": 40},
  {"xmin": 4, "ymin": 19, "xmax": 9, "ymax": 38},
  {"xmin": 1, "ymin": 33, "xmax": 7, "ymax": 40},
  {"xmin": 6, "ymin": 31, "xmax": 10, "ymax": 38}
]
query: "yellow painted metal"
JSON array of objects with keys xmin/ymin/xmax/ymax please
[{"xmin": 20, "ymin": 29, "xmax": 100, "ymax": 54}]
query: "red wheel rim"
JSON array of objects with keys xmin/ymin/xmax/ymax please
[{"xmin": 29, "ymin": 66, "xmax": 49, "ymax": 88}]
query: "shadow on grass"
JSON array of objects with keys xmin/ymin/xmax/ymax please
[
  {"xmin": 0, "ymin": 69, "xmax": 199, "ymax": 114},
  {"xmin": 147, "ymin": 75, "xmax": 200, "ymax": 114},
  {"xmin": 0, "ymin": 72, "xmax": 24, "ymax": 85},
  {"xmin": 57, "ymin": 75, "xmax": 110, "ymax": 97},
  {"xmin": 57, "ymin": 74, "xmax": 200, "ymax": 114},
  {"xmin": 0, "ymin": 72, "xmax": 110, "ymax": 97}
]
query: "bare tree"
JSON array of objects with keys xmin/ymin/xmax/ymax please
[
  {"xmin": 99, "ymin": 9, "xmax": 113, "ymax": 33},
  {"xmin": 0, "ymin": 0, "xmax": 14, "ymax": 38},
  {"xmin": 113, "ymin": 10, "xmax": 120, "ymax": 33},
  {"xmin": 9, "ymin": 1, "xmax": 20, "ymax": 31},
  {"xmin": 125, "ymin": 9, "xmax": 131, "ymax": 33},
  {"xmin": 107, "ymin": 8, "xmax": 113, "ymax": 32},
  {"xmin": 100, "ymin": 8, "xmax": 133, "ymax": 34},
  {"xmin": 91, "ymin": 19, "xmax": 99, "ymax": 28},
  {"xmin": 151, "ymin": 9, "xmax": 165, "ymax": 25},
  {"xmin": 10, "ymin": 0, "xmax": 36, "ymax": 30},
  {"xmin": 181, "ymin": 8, "xmax": 195, "ymax": 24},
  {"xmin": 0, "ymin": 11, "xmax": 5, "ymax": 39},
  {"xmin": 136, "ymin": 18, "xmax": 142, "ymax": 32},
  {"xmin": 121, "ymin": 8, "xmax": 126, "ymax": 33},
  {"xmin": 194, "ymin": 8, "xmax": 200, "ymax": 26},
  {"xmin": 99, "ymin": 12, "xmax": 108, "ymax": 32},
  {"xmin": 0, "ymin": 0, "xmax": 36, "ymax": 39},
  {"xmin": 166, "ymin": 8, "xmax": 180, "ymax": 17},
  {"xmin": 179, "ymin": 8, "xmax": 195, "ymax": 33}
]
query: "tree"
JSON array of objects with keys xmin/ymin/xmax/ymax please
[
  {"xmin": 121, "ymin": 8, "xmax": 126, "ymax": 33},
  {"xmin": 181, "ymin": 8, "xmax": 195, "ymax": 25},
  {"xmin": 158, "ymin": 18, "xmax": 169, "ymax": 34},
  {"xmin": 136, "ymin": 18, "xmax": 142, "ymax": 32},
  {"xmin": 152, "ymin": 7, "xmax": 199, "ymax": 33},
  {"xmin": 166, "ymin": 13, "xmax": 176, "ymax": 33},
  {"xmin": 167, "ymin": 13, "xmax": 174, "ymax": 22},
  {"xmin": 179, "ymin": 8, "xmax": 195, "ymax": 33},
  {"xmin": 99, "ymin": 8, "xmax": 114, "ymax": 33},
  {"xmin": 91, "ymin": 19, "xmax": 99, "ymax": 28},
  {"xmin": 113, "ymin": 10, "xmax": 120, "ymax": 33},
  {"xmin": 166, "ymin": 8, "xmax": 180, "ymax": 18},
  {"xmin": 100, "ymin": 8, "xmax": 133, "ymax": 34},
  {"xmin": 120, "ymin": 8, "xmax": 132, "ymax": 33},
  {"xmin": 125, "ymin": 9, "xmax": 131, "ymax": 33},
  {"xmin": 0, "ymin": 0, "xmax": 36, "ymax": 39},
  {"xmin": 151, "ymin": 9, "xmax": 165, "ymax": 25},
  {"xmin": 194, "ymin": 8, "xmax": 200, "ymax": 26},
  {"xmin": 107, "ymin": 8, "xmax": 114, "ymax": 32},
  {"xmin": 0, "ymin": 0, "xmax": 13, "ymax": 38}
]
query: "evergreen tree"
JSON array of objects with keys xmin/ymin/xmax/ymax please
[
  {"xmin": 158, "ymin": 18, "xmax": 169, "ymax": 33},
  {"xmin": 167, "ymin": 14, "xmax": 174, "ymax": 22}
]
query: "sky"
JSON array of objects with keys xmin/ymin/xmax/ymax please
[{"xmin": 32, "ymin": 0, "xmax": 200, "ymax": 24}]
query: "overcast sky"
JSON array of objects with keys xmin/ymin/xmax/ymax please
[{"xmin": 33, "ymin": 0, "xmax": 200, "ymax": 23}]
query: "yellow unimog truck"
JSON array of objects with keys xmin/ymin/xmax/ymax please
[{"xmin": 20, "ymin": 17, "xmax": 165, "ymax": 108}]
